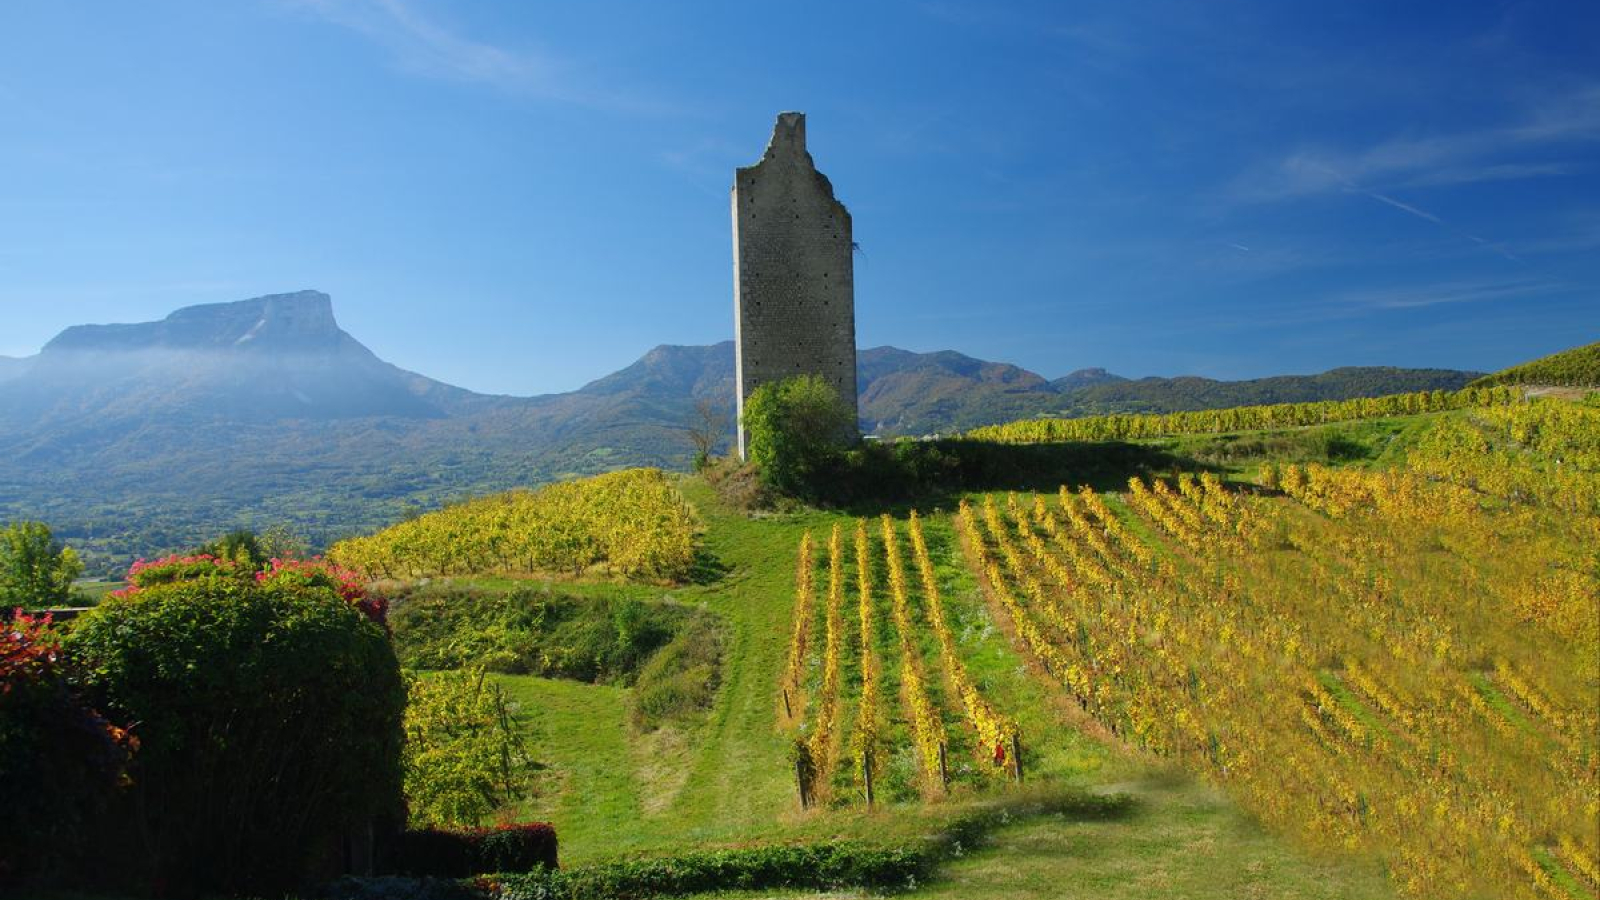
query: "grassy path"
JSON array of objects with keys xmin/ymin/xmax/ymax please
[
  {"xmin": 490, "ymin": 478, "xmax": 1400, "ymax": 898},
  {"xmin": 908, "ymin": 778, "xmax": 1392, "ymax": 900},
  {"xmin": 666, "ymin": 480, "xmax": 821, "ymax": 838},
  {"xmin": 497, "ymin": 676, "xmax": 641, "ymax": 864}
]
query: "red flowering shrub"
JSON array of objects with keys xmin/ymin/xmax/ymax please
[
  {"xmin": 385, "ymin": 822, "xmax": 558, "ymax": 877},
  {"xmin": 1, "ymin": 608, "xmax": 57, "ymax": 687},
  {"xmin": 119, "ymin": 553, "xmax": 241, "ymax": 592},
  {"xmin": 115, "ymin": 553, "xmax": 389, "ymax": 626},
  {"xmin": 258, "ymin": 557, "xmax": 388, "ymax": 625},
  {"xmin": 65, "ymin": 555, "xmax": 404, "ymax": 897},
  {"xmin": 0, "ymin": 609, "xmax": 135, "ymax": 886}
]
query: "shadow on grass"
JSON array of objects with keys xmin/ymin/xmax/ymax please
[
  {"xmin": 827, "ymin": 439, "xmax": 1220, "ymax": 519},
  {"xmin": 686, "ymin": 547, "xmax": 731, "ymax": 586},
  {"xmin": 477, "ymin": 787, "xmax": 1138, "ymax": 900}
]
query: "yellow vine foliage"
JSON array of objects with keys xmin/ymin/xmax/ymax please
[
  {"xmin": 966, "ymin": 386, "xmax": 1520, "ymax": 444},
  {"xmin": 951, "ymin": 436, "xmax": 1598, "ymax": 900},
  {"xmin": 782, "ymin": 531, "xmax": 815, "ymax": 704},
  {"xmin": 806, "ymin": 523, "xmax": 845, "ymax": 784},
  {"xmin": 880, "ymin": 514, "xmax": 947, "ymax": 790},
  {"xmin": 329, "ymin": 468, "xmax": 696, "ymax": 582},
  {"xmin": 851, "ymin": 519, "xmax": 882, "ymax": 791},
  {"xmin": 919, "ymin": 507, "xmax": 1017, "ymax": 758}
]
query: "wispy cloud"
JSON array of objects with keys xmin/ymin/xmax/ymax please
[
  {"xmin": 1229, "ymin": 85, "xmax": 1600, "ymax": 203},
  {"xmin": 282, "ymin": 0, "xmax": 664, "ymax": 112},
  {"xmin": 1219, "ymin": 91, "xmax": 1600, "ymax": 261},
  {"xmin": 1329, "ymin": 278, "xmax": 1557, "ymax": 311},
  {"xmin": 1396, "ymin": 161, "xmax": 1574, "ymax": 189},
  {"xmin": 1355, "ymin": 189, "xmax": 1442, "ymax": 224}
]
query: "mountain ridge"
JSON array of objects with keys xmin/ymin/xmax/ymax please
[{"xmin": 0, "ymin": 292, "xmax": 1484, "ymax": 571}]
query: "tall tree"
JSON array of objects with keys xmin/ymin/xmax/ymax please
[
  {"xmin": 686, "ymin": 396, "xmax": 732, "ymax": 470},
  {"xmin": 0, "ymin": 521, "xmax": 83, "ymax": 610}
]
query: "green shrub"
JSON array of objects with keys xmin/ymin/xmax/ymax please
[
  {"xmin": 742, "ymin": 375, "xmax": 857, "ymax": 499},
  {"xmin": 194, "ymin": 527, "xmax": 269, "ymax": 568},
  {"xmin": 389, "ymin": 585, "xmax": 690, "ymax": 684},
  {"xmin": 404, "ymin": 669, "xmax": 534, "ymax": 828},
  {"xmin": 384, "ymin": 822, "xmax": 557, "ymax": 878},
  {"xmin": 495, "ymin": 841, "xmax": 929, "ymax": 900},
  {"xmin": 628, "ymin": 613, "xmax": 723, "ymax": 730},
  {"xmin": 65, "ymin": 555, "xmax": 406, "ymax": 897}
]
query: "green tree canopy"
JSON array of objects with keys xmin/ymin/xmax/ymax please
[
  {"xmin": 742, "ymin": 374, "xmax": 857, "ymax": 498},
  {"xmin": 196, "ymin": 528, "xmax": 268, "ymax": 569},
  {"xmin": 0, "ymin": 521, "xmax": 82, "ymax": 610}
]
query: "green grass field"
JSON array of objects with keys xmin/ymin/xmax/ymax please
[{"xmin": 477, "ymin": 476, "xmax": 1401, "ymax": 898}]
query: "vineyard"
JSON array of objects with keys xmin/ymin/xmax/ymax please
[
  {"xmin": 946, "ymin": 399, "xmax": 1599, "ymax": 900},
  {"xmin": 1470, "ymin": 341, "xmax": 1600, "ymax": 389},
  {"xmin": 329, "ymin": 468, "xmax": 697, "ymax": 582},
  {"xmin": 964, "ymin": 385, "xmax": 1521, "ymax": 443},
  {"xmin": 781, "ymin": 515, "xmax": 1023, "ymax": 807}
]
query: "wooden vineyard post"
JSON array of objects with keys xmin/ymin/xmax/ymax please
[
  {"xmin": 863, "ymin": 752, "xmax": 875, "ymax": 808},
  {"xmin": 782, "ymin": 689, "xmax": 792, "ymax": 719},
  {"xmin": 938, "ymin": 742, "xmax": 949, "ymax": 793},
  {"xmin": 794, "ymin": 739, "xmax": 815, "ymax": 809},
  {"xmin": 1011, "ymin": 732, "xmax": 1024, "ymax": 783},
  {"xmin": 796, "ymin": 756, "xmax": 810, "ymax": 809}
]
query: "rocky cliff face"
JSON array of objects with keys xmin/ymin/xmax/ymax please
[
  {"xmin": 3, "ymin": 291, "xmax": 446, "ymax": 423},
  {"xmin": 42, "ymin": 290, "xmax": 345, "ymax": 354}
]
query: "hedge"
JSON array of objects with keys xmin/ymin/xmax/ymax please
[
  {"xmin": 387, "ymin": 823, "xmax": 559, "ymax": 879},
  {"xmin": 492, "ymin": 841, "xmax": 928, "ymax": 900}
]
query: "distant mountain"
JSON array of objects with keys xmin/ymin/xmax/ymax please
[
  {"xmin": 857, "ymin": 347, "xmax": 1054, "ymax": 436},
  {"xmin": 1051, "ymin": 367, "xmax": 1126, "ymax": 392},
  {"xmin": 1066, "ymin": 366, "xmax": 1484, "ymax": 415},
  {"xmin": 1469, "ymin": 340, "xmax": 1600, "ymax": 388},
  {"xmin": 0, "ymin": 354, "xmax": 33, "ymax": 383},
  {"xmin": 0, "ymin": 291, "xmax": 1483, "ymax": 571},
  {"xmin": 1, "ymin": 291, "xmax": 454, "ymax": 427}
]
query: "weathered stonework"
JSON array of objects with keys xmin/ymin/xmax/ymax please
[{"xmin": 733, "ymin": 112, "xmax": 858, "ymax": 458}]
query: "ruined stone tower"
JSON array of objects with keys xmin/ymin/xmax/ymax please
[{"xmin": 733, "ymin": 112, "xmax": 858, "ymax": 458}]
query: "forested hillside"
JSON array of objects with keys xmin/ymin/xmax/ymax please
[{"xmin": 1470, "ymin": 340, "xmax": 1600, "ymax": 388}]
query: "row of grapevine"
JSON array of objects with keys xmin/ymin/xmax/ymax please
[
  {"xmin": 879, "ymin": 516, "xmax": 946, "ymax": 792},
  {"xmin": 806, "ymin": 524, "xmax": 845, "ymax": 784},
  {"xmin": 850, "ymin": 520, "xmax": 882, "ymax": 795},
  {"xmin": 906, "ymin": 513, "xmax": 1016, "ymax": 759},
  {"xmin": 953, "ymin": 461, "xmax": 1597, "ymax": 900},
  {"xmin": 781, "ymin": 514, "xmax": 1022, "ymax": 806},
  {"xmin": 781, "ymin": 532, "xmax": 815, "ymax": 706},
  {"xmin": 964, "ymin": 385, "xmax": 1520, "ymax": 444},
  {"xmin": 329, "ymin": 468, "xmax": 697, "ymax": 581}
]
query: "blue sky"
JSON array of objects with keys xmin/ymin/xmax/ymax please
[{"xmin": 1, "ymin": 0, "xmax": 1596, "ymax": 394}]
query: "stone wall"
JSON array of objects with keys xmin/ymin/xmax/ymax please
[{"xmin": 732, "ymin": 112, "xmax": 858, "ymax": 457}]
